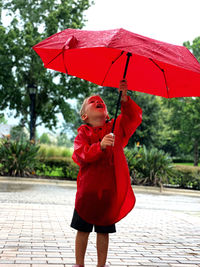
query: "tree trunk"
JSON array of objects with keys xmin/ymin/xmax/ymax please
[
  {"xmin": 29, "ymin": 90, "xmax": 36, "ymax": 141},
  {"xmin": 193, "ymin": 139, "xmax": 199, "ymax": 166}
]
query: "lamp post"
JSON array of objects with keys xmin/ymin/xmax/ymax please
[{"xmin": 28, "ymin": 84, "xmax": 36, "ymax": 141}]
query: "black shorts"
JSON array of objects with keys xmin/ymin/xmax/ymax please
[{"xmin": 70, "ymin": 209, "xmax": 116, "ymax": 233}]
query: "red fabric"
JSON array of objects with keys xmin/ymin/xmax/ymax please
[
  {"xmin": 33, "ymin": 28, "xmax": 200, "ymax": 98},
  {"xmin": 72, "ymin": 97, "xmax": 142, "ymax": 226}
]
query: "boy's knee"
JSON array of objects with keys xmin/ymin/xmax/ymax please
[
  {"xmin": 97, "ymin": 233, "xmax": 108, "ymax": 237},
  {"xmin": 77, "ymin": 231, "xmax": 90, "ymax": 237}
]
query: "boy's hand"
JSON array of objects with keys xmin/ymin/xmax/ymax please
[
  {"xmin": 100, "ymin": 133, "xmax": 115, "ymax": 150},
  {"xmin": 119, "ymin": 79, "xmax": 128, "ymax": 102}
]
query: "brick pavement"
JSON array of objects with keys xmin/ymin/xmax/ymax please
[{"xmin": 0, "ymin": 179, "xmax": 200, "ymax": 267}]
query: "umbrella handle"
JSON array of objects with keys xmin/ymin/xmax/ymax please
[{"xmin": 111, "ymin": 52, "xmax": 132, "ymax": 133}]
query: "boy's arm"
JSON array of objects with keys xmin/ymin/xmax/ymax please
[
  {"xmin": 118, "ymin": 80, "xmax": 142, "ymax": 146},
  {"xmin": 72, "ymin": 130, "xmax": 114, "ymax": 165},
  {"xmin": 72, "ymin": 131, "xmax": 104, "ymax": 165}
]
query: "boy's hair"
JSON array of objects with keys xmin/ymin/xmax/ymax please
[
  {"xmin": 80, "ymin": 96, "xmax": 90, "ymax": 117},
  {"xmin": 80, "ymin": 94, "xmax": 101, "ymax": 117}
]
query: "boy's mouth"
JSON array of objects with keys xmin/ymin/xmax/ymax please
[{"xmin": 96, "ymin": 104, "xmax": 104, "ymax": 108}]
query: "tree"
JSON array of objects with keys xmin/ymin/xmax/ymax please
[
  {"xmin": 57, "ymin": 132, "xmax": 72, "ymax": 147},
  {"xmin": 183, "ymin": 37, "xmax": 200, "ymax": 62},
  {"xmin": 0, "ymin": 0, "xmax": 94, "ymax": 141},
  {"xmin": 158, "ymin": 98, "xmax": 181, "ymax": 157},
  {"xmin": 131, "ymin": 93, "xmax": 168, "ymax": 149},
  {"xmin": 0, "ymin": 114, "xmax": 7, "ymax": 124},
  {"xmin": 175, "ymin": 37, "xmax": 200, "ymax": 166},
  {"xmin": 168, "ymin": 97, "xmax": 200, "ymax": 166},
  {"xmin": 39, "ymin": 133, "xmax": 51, "ymax": 144}
]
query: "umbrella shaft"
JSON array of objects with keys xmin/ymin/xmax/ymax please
[
  {"xmin": 112, "ymin": 52, "xmax": 132, "ymax": 133},
  {"xmin": 123, "ymin": 52, "xmax": 132, "ymax": 79}
]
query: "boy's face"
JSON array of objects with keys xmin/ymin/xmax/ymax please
[{"xmin": 82, "ymin": 96, "xmax": 108, "ymax": 127}]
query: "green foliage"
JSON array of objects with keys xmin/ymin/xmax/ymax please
[
  {"xmin": 169, "ymin": 165, "xmax": 200, "ymax": 190},
  {"xmin": 181, "ymin": 37, "xmax": 200, "ymax": 165},
  {"xmin": 39, "ymin": 133, "xmax": 51, "ymax": 144},
  {"xmin": 35, "ymin": 143, "xmax": 76, "ymax": 179},
  {"xmin": 183, "ymin": 36, "xmax": 200, "ymax": 63},
  {"xmin": 38, "ymin": 144, "xmax": 73, "ymax": 158},
  {"xmin": 125, "ymin": 145, "xmax": 174, "ymax": 187},
  {"xmin": 0, "ymin": 137, "xmax": 40, "ymax": 176},
  {"xmin": 131, "ymin": 93, "xmax": 168, "ymax": 149},
  {"xmin": 10, "ymin": 125, "xmax": 29, "ymax": 141},
  {"xmin": 0, "ymin": 0, "xmax": 94, "ymax": 137},
  {"xmin": 0, "ymin": 114, "xmax": 7, "ymax": 123},
  {"xmin": 166, "ymin": 97, "xmax": 200, "ymax": 165},
  {"xmin": 125, "ymin": 145, "xmax": 200, "ymax": 189},
  {"xmin": 36, "ymin": 157, "xmax": 78, "ymax": 179},
  {"xmin": 56, "ymin": 132, "xmax": 73, "ymax": 147}
]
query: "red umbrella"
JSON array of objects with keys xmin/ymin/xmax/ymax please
[
  {"xmin": 33, "ymin": 28, "xmax": 200, "ymax": 99},
  {"xmin": 33, "ymin": 28, "xmax": 200, "ymax": 226}
]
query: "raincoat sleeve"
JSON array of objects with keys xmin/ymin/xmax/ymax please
[
  {"xmin": 119, "ymin": 96, "xmax": 142, "ymax": 147},
  {"xmin": 72, "ymin": 130, "xmax": 104, "ymax": 165}
]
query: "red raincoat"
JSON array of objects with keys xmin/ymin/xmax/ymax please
[{"xmin": 72, "ymin": 97, "xmax": 142, "ymax": 226}]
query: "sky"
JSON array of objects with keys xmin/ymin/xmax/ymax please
[
  {"xmin": 83, "ymin": 0, "xmax": 200, "ymax": 45},
  {"xmin": 4, "ymin": 0, "xmax": 200, "ymax": 134}
]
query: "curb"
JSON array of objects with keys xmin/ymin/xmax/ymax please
[{"xmin": 0, "ymin": 176, "xmax": 200, "ymax": 197}]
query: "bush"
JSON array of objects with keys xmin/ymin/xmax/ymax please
[
  {"xmin": 124, "ymin": 145, "xmax": 142, "ymax": 182},
  {"xmin": 125, "ymin": 145, "xmax": 174, "ymax": 187},
  {"xmin": 0, "ymin": 137, "xmax": 40, "ymax": 176},
  {"xmin": 170, "ymin": 165, "xmax": 200, "ymax": 190},
  {"xmin": 36, "ymin": 157, "xmax": 79, "ymax": 179}
]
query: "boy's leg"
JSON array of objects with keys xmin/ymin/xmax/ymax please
[
  {"xmin": 71, "ymin": 209, "xmax": 93, "ymax": 265},
  {"xmin": 96, "ymin": 233, "xmax": 109, "ymax": 267},
  {"xmin": 75, "ymin": 230, "xmax": 90, "ymax": 265},
  {"xmin": 95, "ymin": 223, "xmax": 116, "ymax": 267}
]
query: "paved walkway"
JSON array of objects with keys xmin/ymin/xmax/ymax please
[{"xmin": 0, "ymin": 177, "xmax": 200, "ymax": 267}]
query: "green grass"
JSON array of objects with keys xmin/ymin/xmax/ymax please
[
  {"xmin": 175, "ymin": 162, "xmax": 200, "ymax": 166},
  {"xmin": 38, "ymin": 144, "xmax": 73, "ymax": 158}
]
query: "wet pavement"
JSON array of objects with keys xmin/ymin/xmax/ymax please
[{"xmin": 0, "ymin": 178, "xmax": 200, "ymax": 266}]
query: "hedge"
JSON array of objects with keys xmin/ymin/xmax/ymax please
[
  {"xmin": 36, "ymin": 157, "xmax": 79, "ymax": 180},
  {"xmin": 168, "ymin": 165, "xmax": 200, "ymax": 190},
  {"xmin": 1, "ymin": 139, "xmax": 200, "ymax": 190},
  {"xmin": 37, "ymin": 157, "xmax": 200, "ymax": 190}
]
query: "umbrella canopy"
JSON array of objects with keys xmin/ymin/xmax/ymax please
[{"xmin": 33, "ymin": 28, "xmax": 200, "ymax": 98}]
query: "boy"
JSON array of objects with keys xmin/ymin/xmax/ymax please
[{"xmin": 71, "ymin": 80, "xmax": 142, "ymax": 267}]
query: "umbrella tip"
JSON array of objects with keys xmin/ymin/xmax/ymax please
[{"xmin": 64, "ymin": 35, "xmax": 78, "ymax": 49}]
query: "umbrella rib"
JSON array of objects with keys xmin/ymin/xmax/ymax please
[
  {"xmin": 62, "ymin": 49, "xmax": 68, "ymax": 74},
  {"xmin": 44, "ymin": 51, "xmax": 63, "ymax": 68},
  {"xmin": 149, "ymin": 58, "xmax": 170, "ymax": 98},
  {"xmin": 101, "ymin": 50, "xmax": 124, "ymax": 86},
  {"xmin": 44, "ymin": 48, "xmax": 68, "ymax": 74}
]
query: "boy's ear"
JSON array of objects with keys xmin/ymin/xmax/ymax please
[{"xmin": 81, "ymin": 114, "xmax": 88, "ymax": 121}]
